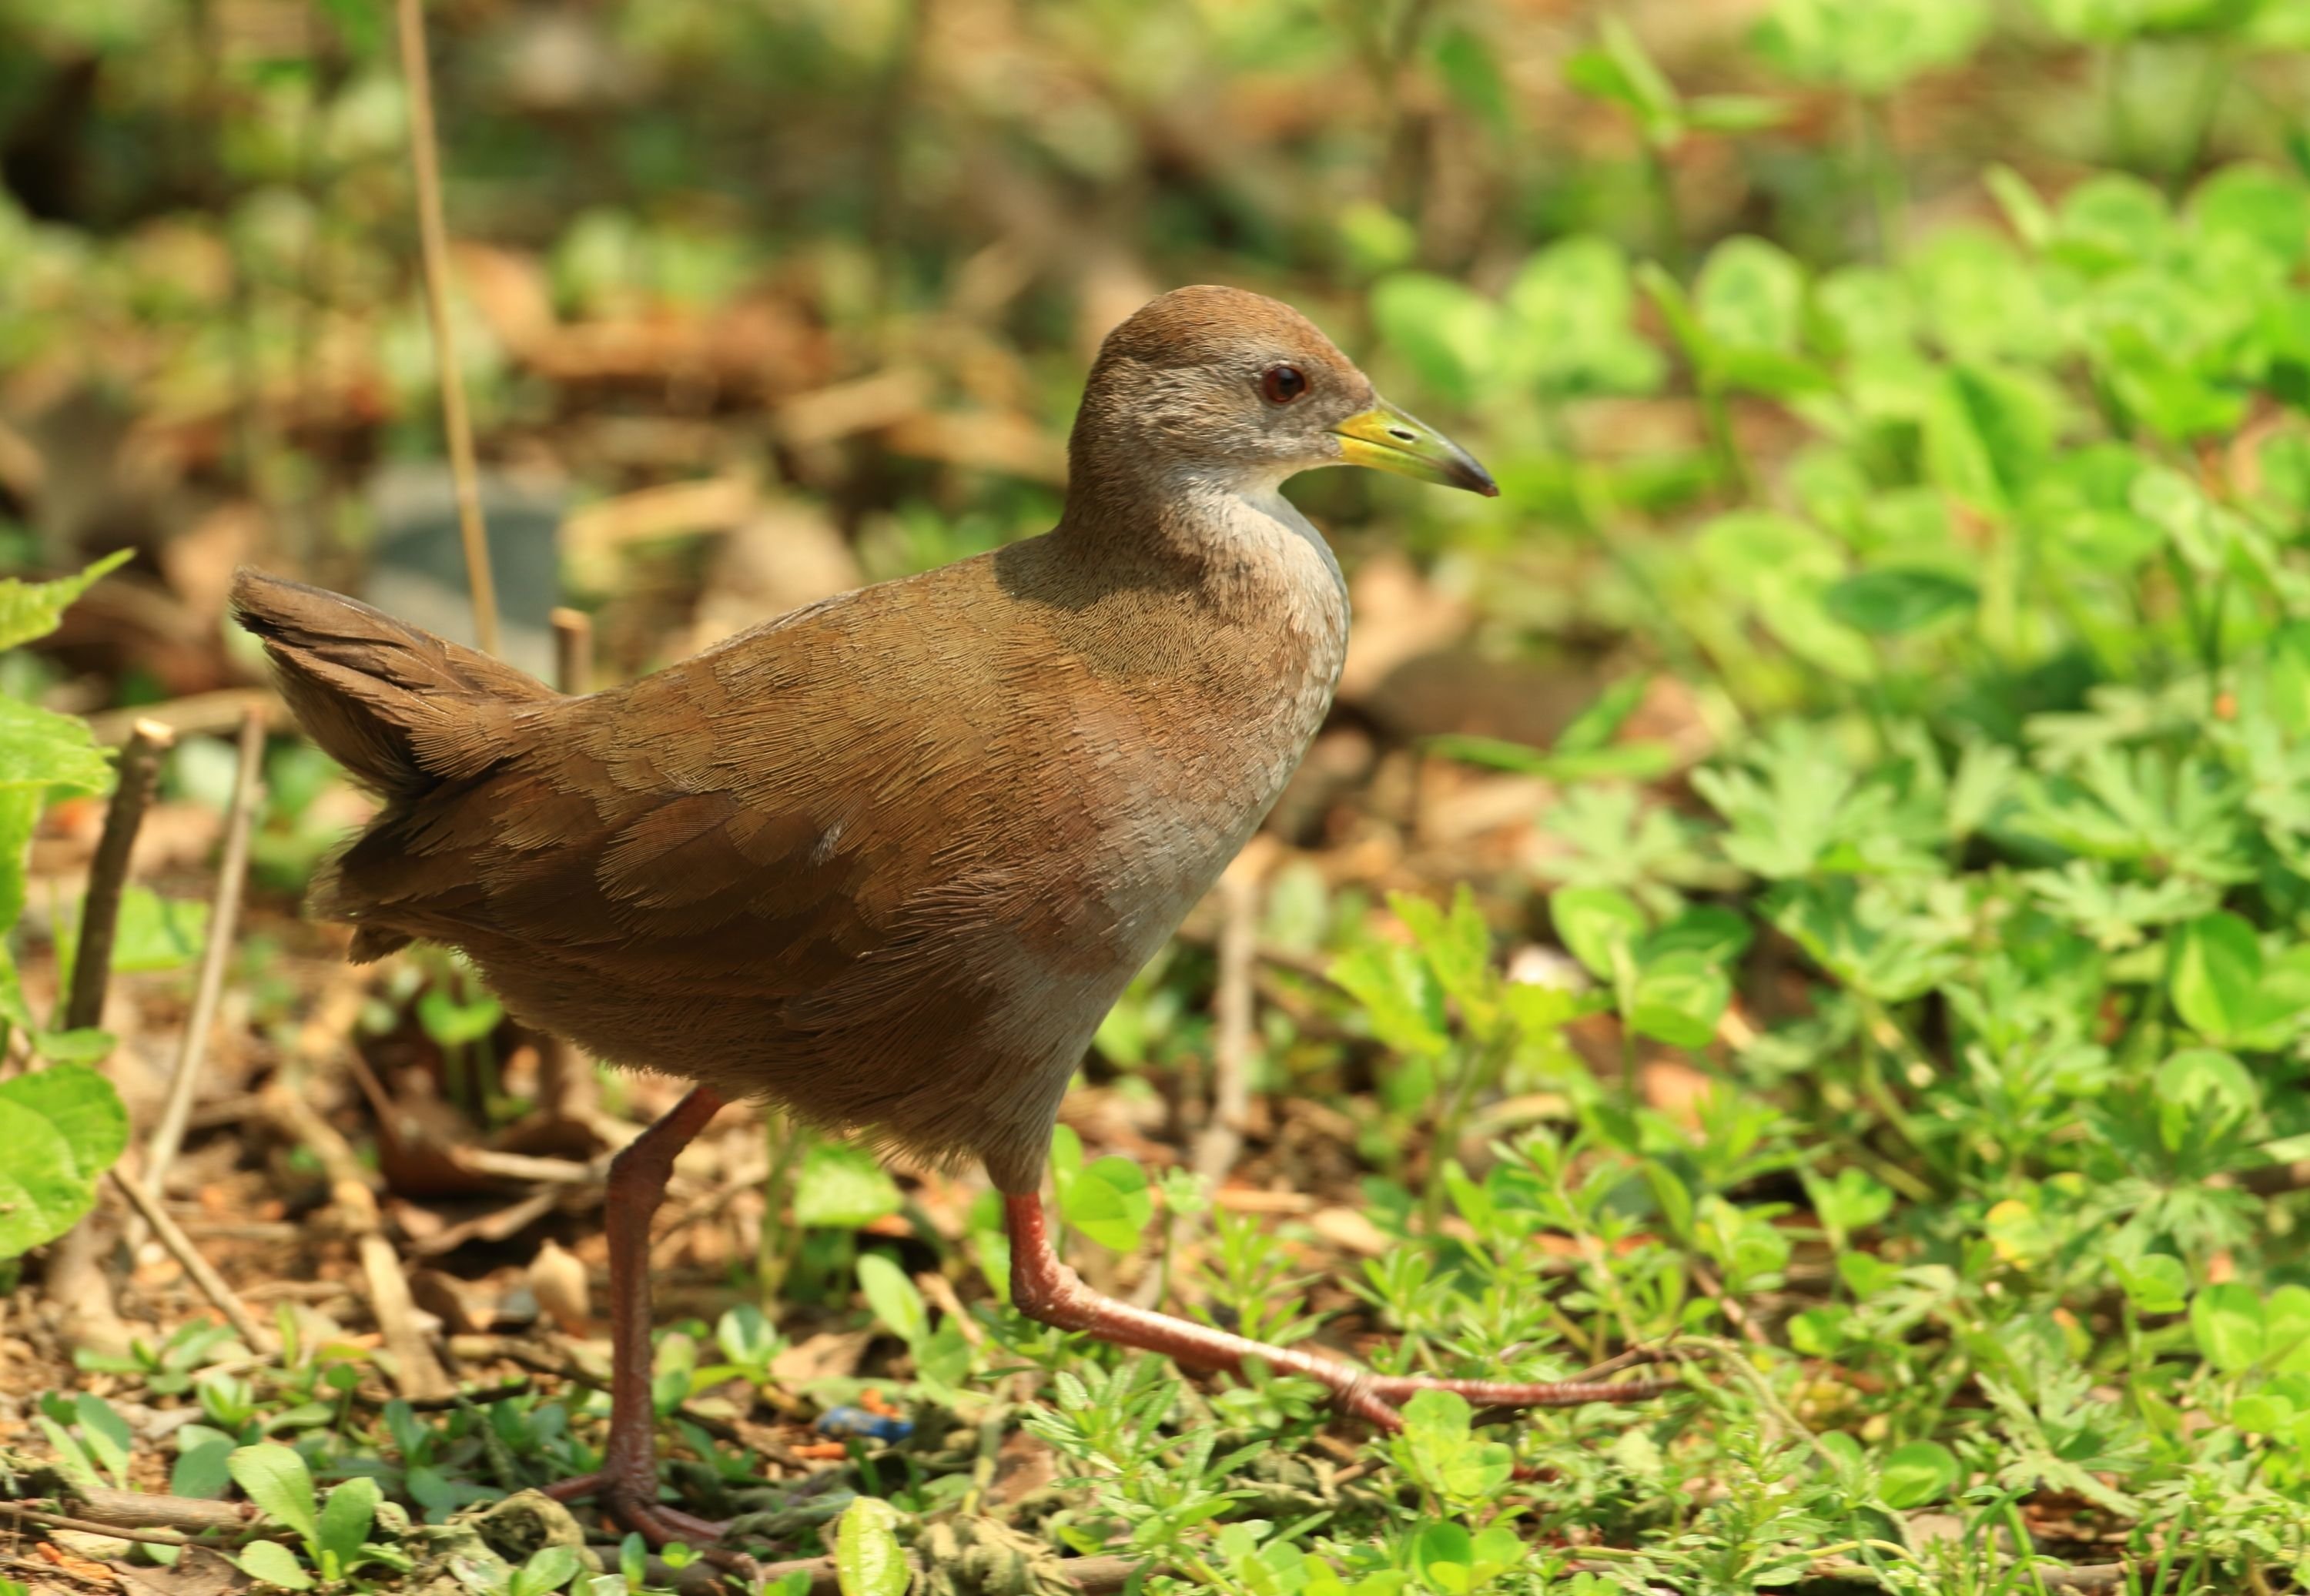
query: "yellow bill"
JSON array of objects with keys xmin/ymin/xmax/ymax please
[{"xmin": 1329, "ymin": 401, "xmax": 1498, "ymax": 497}]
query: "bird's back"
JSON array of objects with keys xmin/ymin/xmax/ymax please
[{"xmin": 236, "ymin": 510, "xmax": 1344, "ymax": 1187}]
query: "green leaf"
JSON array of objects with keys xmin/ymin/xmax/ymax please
[
  {"xmin": 1390, "ymin": 1389, "xmax": 1514, "ymax": 1507},
  {"xmin": 171, "ymin": 1424, "xmax": 236, "ymax": 1500},
  {"xmin": 1409, "ymin": 1521, "xmax": 1475, "ymax": 1594},
  {"xmin": 2112, "ymin": 1253, "xmax": 2190, "ymax": 1315},
  {"xmin": 510, "ymin": 1545, "xmax": 584, "ymax": 1596},
  {"xmin": 2231, "ymin": 1393, "xmax": 2294, "ymax": 1434},
  {"xmin": 1330, "ymin": 942, "xmax": 1450, "ymax": 1056},
  {"xmin": 2191, "ymin": 162, "xmax": 2310, "ymax": 269},
  {"xmin": 74, "ymin": 1393, "xmax": 131, "ymax": 1487},
  {"xmin": 1628, "ymin": 950, "xmax": 1729, "ymax": 1047},
  {"xmin": 1370, "ymin": 272, "xmax": 1499, "ymax": 408},
  {"xmin": 228, "ymin": 1443, "xmax": 320, "ymax": 1544},
  {"xmin": 1056, "ymin": 1155, "xmax": 1152, "ymax": 1253},
  {"xmin": 107, "ymin": 887, "xmax": 211, "ymax": 975},
  {"xmin": 1804, "ymin": 1166, "xmax": 1896, "ymax": 1242},
  {"xmin": 0, "ymin": 696, "xmax": 113, "ymax": 798},
  {"xmin": 1550, "ymin": 886, "xmax": 1646, "ymax": 982},
  {"xmin": 1564, "ymin": 16, "xmax": 1683, "ymax": 147},
  {"xmin": 1506, "ymin": 236, "xmax": 1666, "ymax": 396},
  {"xmin": 2171, "ymin": 914, "xmax": 2310, "ymax": 1048},
  {"xmin": 1821, "ymin": 567, "xmax": 1979, "ymax": 636},
  {"xmin": 0, "ymin": 550, "xmax": 132, "ymax": 654},
  {"xmin": 1879, "ymin": 1440, "xmax": 1960, "ymax": 1507},
  {"xmin": 415, "ymin": 985, "xmax": 503, "ymax": 1047},
  {"xmin": 792, "ymin": 1143, "xmax": 903, "ymax": 1230},
  {"xmin": 1696, "ymin": 236, "xmax": 1806, "ymax": 356},
  {"xmin": 0, "ymin": 1064, "xmax": 129, "ymax": 1260},
  {"xmin": 1388, "ymin": 885, "xmax": 1491, "ymax": 1012},
  {"xmin": 1644, "ymin": 907, "xmax": 1753, "ymax": 967},
  {"xmin": 1424, "ymin": 733, "xmax": 1676, "ymax": 782},
  {"xmin": 315, "ymin": 1477, "xmax": 379, "ymax": 1569},
  {"xmin": 2268, "ymin": 1285, "xmax": 2310, "ymax": 1372},
  {"xmin": 2191, "ymin": 1282, "xmax": 2266, "ymax": 1373},
  {"xmin": 2155, "ymin": 1048, "xmax": 2258, "ymax": 1129},
  {"xmin": 834, "ymin": 1497, "xmax": 908, "ymax": 1596},
  {"xmin": 31, "ymin": 1028, "xmax": 116, "ymax": 1066},
  {"xmin": 233, "ymin": 1539, "xmax": 314, "ymax": 1591},
  {"xmin": 1754, "ymin": 0, "xmax": 1989, "ymax": 93},
  {"xmin": 857, "ymin": 1252, "xmax": 930, "ymax": 1347}
]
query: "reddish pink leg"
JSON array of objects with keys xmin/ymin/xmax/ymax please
[
  {"xmin": 544, "ymin": 1086, "xmax": 728, "ymax": 1545},
  {"xmin": 1003, "ymin": 1193, "xmax": 1679, "ymax": 1432}
]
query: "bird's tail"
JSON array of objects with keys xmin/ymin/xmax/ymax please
[{"xmin": 229, "ymin": 568, "xmax": 557, "ymax": 800}]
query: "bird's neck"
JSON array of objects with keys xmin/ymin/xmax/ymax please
[{"xmin": 1056, "ymin": 449, "xmax": 1348, "ymax": 618}]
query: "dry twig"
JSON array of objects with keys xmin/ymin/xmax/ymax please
[
  {"xmin": 393, "ymin": 0, "xmax": 498, "ymax": 654},
  {"xmin": 551, "ymin": 607, "xmax": 592, "ymax": 696},
  {"xmin": 103, "ymin": 1170, "xmax": 271, "ymax": 1352},
  {"xmin": 63, "ymin": 718, "xmax": 173, "ymax": 1032},
  {"xmin": 1192, "ymin": 868, "xmax": 1260, "ymax": 1188},
  {"xmin": 142, "ymin": 707, "xmax": 264, "ymax": 1198}
]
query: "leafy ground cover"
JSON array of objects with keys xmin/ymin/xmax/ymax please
[{"xmin": 6, "ymin": 1, "xmax": 2310, "ymax": 1592}]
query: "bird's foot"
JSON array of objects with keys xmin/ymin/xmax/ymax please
[
  {"xmin": 1272, "ymin": 1357, "xmax": 1686, "ymax": 1432},
  {"xmin": 543, "ymin": 1467, "xmax": 730, "ymax": 1549}
]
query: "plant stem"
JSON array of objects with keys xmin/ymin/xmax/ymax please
[
  {"xmin": 1856, "ymin": 94, "xmax": 1903, "ymax": 263},
  {"xmin": 1643, "ymin": 143, "xmax": 1689, "ymax": 275},
  {"xmin": 757, "ymin": 1110, "xmax": 806, "ymax": 1308},
  {"xmin": 393, "ymin": 0, "xmax": 499, "ymax": 657},
  {"xmin": 2100, "ymin": 44, "xmax": 2134, "ymax": 170},
  {"xmin": 1698, "ymin": 377, "xmax": 1755, "ymax": 500},
  {"xmin": 1422, "ymin": 1032, "xmax": 1509, "ymax": 1236}
]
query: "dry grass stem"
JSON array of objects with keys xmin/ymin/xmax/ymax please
[
  {"xmin": 103, "ymin": 1169, "xmax": 271, "ymax": 1352},
  {"xmin": 393, "ymin": 0, "xmax": 499, "ymax": 656},
  {"xmin": 141, "ymin": 707, "xmax": 264, "ymax": 1198}
]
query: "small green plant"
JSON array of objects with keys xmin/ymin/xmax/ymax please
[
  {"xmin": 447, "ymin": 1544, "xmax": 585, "ymax": 1596},
  {"xmin": 227, "ymin": 1442, "xmax": 410, "ymax": 1589},
  {"xmin": 0, "ymin": 553, "xmax": 134, "ymax": 1264}
]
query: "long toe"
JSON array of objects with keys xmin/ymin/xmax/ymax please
[
  {"xmin": 542, "ymin": 1470, "xmax": 730, "ymax": 1550},
  {"xmin": 1361, "ymin": 1371, "xmax": 1685, "ymax": 1408}
]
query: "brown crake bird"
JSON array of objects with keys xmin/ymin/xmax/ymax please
[{"xmin": 234, "ymin": 286, "xmax": 1672, "ymax": 1544}]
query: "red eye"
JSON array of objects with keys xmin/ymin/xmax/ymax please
[{"xmin": 1260, "ymin": 364, "xmax": 1309, "ymax": 404}]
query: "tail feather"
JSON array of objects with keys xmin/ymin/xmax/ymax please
[{"xmin": 229, "ymin": 568, "xmax": 556, "ymax": 799}]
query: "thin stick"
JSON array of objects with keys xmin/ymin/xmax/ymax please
[
  {"xmin": 105, "ymin": 1171, "xmax": 271, "ymax": 1352},
  {"xmin": 0, "ymin": 1504, "xmax": 208, "ymax": 1550},
  {"xmin": 543, "ymin": 607, "xmax": 602, "ymax": 1123},
  {"xmin": 142, "ymin": 708, "xmax": 264, "ymax": 1196},
  {"xmin": 551, "ymin": 607, "xmax": 591, "ymax": 696},
  {"xmin": 1192, "ymin": 870, "xmax": 1258, "ymax": 1188},
  {"xmin": 11, "ymin": 1488, "xmax": 255, "ymax": 1537},
  {"xmin": 393, "ymin": 0, "xmax": 499, "ymax": 657},
  {"xmin": 62, "ymin": 719, "xmax": 174, "ymax": 1032}
]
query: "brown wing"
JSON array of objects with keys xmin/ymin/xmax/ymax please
[{"xmin": 321, "ymin": 555, "xmax": 1058, "ymax": 1015}]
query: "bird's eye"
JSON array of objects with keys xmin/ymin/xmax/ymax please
[{"xmin": 1260, "ymin": 364, "xmax": 1309, "ymax": 404}]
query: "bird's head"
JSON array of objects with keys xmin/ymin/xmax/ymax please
[{"xmin": 1070, "ymin": 284, "xmax": 1497, "ymax": 504}]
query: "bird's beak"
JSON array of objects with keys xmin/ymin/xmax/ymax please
[{"xmin": 1328, "ymin": 401, "xmax": 1499, "ymax": 497}]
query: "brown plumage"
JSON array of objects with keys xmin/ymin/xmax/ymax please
[
  {"xmin": 236, "ymin": 287, "xmax": 1666, "ymax": 1548},
  {"xmin": 235, "ymin": 286, "xmax": 1420, "ymax": 1191}
]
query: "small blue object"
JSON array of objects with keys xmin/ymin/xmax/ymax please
[{"xmin": 814, "ymin": 1406, "xmax": 912, "ymax": 1442}]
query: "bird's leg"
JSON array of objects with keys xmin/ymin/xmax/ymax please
[
  {"xmin": 544, "ymin": 1086, "xmax": 729, "ymax": 1546},
  {"xmin": 1003, "ymin": 1193, "xmax": 1679, "ymax": 1431}
]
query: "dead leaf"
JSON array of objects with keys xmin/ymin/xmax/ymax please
[{"xmin": 769, "ymin": 1328, "xmax": 872, "ymax": 1385}]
